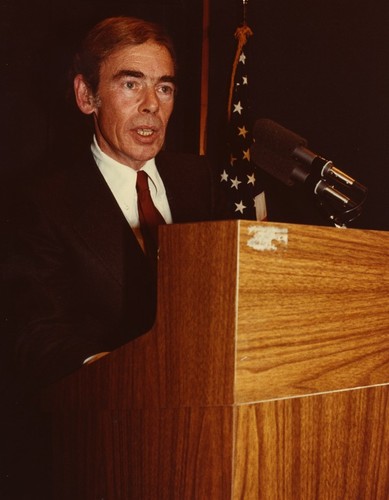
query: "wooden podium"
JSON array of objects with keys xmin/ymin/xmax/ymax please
[{"xmin": 43, "ymin": 221, "xmax": 389, "ymax": 499}]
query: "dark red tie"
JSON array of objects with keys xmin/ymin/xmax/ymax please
[{"xmin": 136, "ymin": 170, "xmax": 166, "ymax": 256}]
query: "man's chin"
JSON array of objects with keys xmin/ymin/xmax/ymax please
[{"xmin": 131, "ymin": 143, "xmax": 162, "ymax": 162}]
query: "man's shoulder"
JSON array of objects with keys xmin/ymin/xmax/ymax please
[
  {"xmin": 12, "ymin": 148, "xmax": 102, "ymax": 224},
  {"xmin": 27, "ymin": 148, "xmax": 96, "ymax": 197}
]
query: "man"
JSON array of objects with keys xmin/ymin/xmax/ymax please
[{"xmin": 8, "ymin": 16, "xmax": 227, "ymax": 386}]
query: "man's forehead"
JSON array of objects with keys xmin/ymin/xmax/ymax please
[{"xmin": 103, "ymin": 41, "xmax": 175, "ymax": 75}]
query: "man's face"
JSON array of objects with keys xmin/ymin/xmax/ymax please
[{"xmin": 88, "ymin": 41, "xmax": 176, "ymax": 170}]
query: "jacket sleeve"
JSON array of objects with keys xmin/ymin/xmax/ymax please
[{"xmin": 6, "ymin": 198, "xmax": 109, "ymax": 388}]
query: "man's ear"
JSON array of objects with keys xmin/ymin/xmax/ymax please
[{"xmin": 74, "ymin": 74, "xmax": 97, "ymax": 115}]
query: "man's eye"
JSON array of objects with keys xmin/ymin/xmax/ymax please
[
  {"xmin": 124, "ymin": 81, "xmax": 138, "ymax": 90},
  {"xmin": 158, "ymin": 85, "xmax": 174, "ymax": 96}
]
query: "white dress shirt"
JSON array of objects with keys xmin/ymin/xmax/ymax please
[
  {"xmin": 84, "ymin": 138, "xmax": 172, "ymax": 365},
  {"xmin": 91, "ymin": 136, "xmax": 173, "ymax": 227}
]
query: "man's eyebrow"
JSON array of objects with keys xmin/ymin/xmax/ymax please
[
  {"xmin": 159, "ymin": 75, "xmax": 177, "ymax": 86},
  {"xmin": 113, "ymin": 70, "xmax": 144, "ymax": 80},
  {"xmin": 113, "ymin": 69, "xmax": 177, "ymax": 85}
]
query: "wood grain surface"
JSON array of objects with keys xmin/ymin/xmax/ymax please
[
  {"xmin": 233, "ymin": 385, "xmax": 389, "ymax": 499},
  {"xmin": 51, "ymin": 406, "xmax": 233, "ymax": 500},
  {"xmin": 236, "ymin": 221, "xmax": 389, "ymax": 402},
  {"xmin": 42, "ymin": 221, "xmax": 389, "ymax": 498}
]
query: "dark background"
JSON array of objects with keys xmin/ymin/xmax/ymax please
[
  {"xmin": 2, "ymin": 0, "xmax": 389, "ymax": 230},
  {"xmin": 207, "ymin": 1, "xmax": 389, "ymax": 230}
]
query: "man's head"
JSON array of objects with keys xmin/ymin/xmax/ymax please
[{"xmin": 73, "ymin": 17, "xmax": 177, "ymax": 170}]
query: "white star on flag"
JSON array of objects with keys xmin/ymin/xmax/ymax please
[
  {"xmin": 242, "ymin": 148, "xmax": 250, "ymax": 161},
  {"xmin": 233, "ymin": 101, "xmax": 243, "ymax": 114},
  {"xmin": 238, "ymin": 125, "xmax": 248, "ymax": 138},
  {"xmin": 235, "ymin": 200, "xmax": 246, "ymax": 213},
  {"xmin": 247, "ymin": 173, "xmax": 256, "ymax": 185},
  {"xmin": 230, "ymin": 177, "xmax": 242, "ymax": 190},
  {"xmin": 221, "ymin": 170, "xmax": 229, "ymax": 182}
]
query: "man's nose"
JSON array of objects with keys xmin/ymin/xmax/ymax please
[{"xmin": 139, "ymin": 86, "xmax": 159, "ymax": 114}]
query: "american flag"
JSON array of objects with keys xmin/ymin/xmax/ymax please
[{"xmin": 220, "ymin": 24, "xmax": 266, "ymax": 220}]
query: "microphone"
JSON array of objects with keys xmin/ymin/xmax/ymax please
[{"xmin": 250, "ymin": 118, "xmax": 368, "ymax": 224}]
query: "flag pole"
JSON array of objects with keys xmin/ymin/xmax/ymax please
[
  {"xmin": 221, "ymin": 0, "xmax": 267, "ymax": 221},
  {"xmin": 243, "ymin": 0, "xmax": 249, "ymax": 25},
  {"xmin": 199, "ymin": 0, "xmax": 210, "ymax": 155},
  {"xmin": 227, "ymin": 1, "xmax": 253, "ymax": 122}
]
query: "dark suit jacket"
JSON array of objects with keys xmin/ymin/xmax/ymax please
[{"xmin": 7, "ymin": 148, "xmax": 227, "ymax": 385}]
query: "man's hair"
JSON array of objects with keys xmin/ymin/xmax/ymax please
[{"xmin": 72, "ymin": 16, "xmax": 177, "ymax": 94}]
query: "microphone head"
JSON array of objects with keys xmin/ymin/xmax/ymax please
[
  {"xmin": 253, "ymin": 118, "xmax": 307, "ymax": 154},
  {"xmin": 250, "ymin": 119, "xmax": 308, "ymax": 187}
]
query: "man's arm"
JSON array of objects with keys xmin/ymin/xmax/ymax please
[{"xmin": 7, "ymin": 198, "xmax": 111, "ymax": 387}]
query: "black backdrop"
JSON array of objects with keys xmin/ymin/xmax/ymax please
[
  {"xmin": 207, "ymin": 1, "xmax": 389, "ymax": 230},
  {"xmin": 2, "ymin": 0, "xmax": 389, "ymax": 231}
]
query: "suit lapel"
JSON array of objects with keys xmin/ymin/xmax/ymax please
[{"xmin": 65, "ymin": 154, "xmax": 147, "ymax": 286}]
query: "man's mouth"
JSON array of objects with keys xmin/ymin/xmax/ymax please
[{"xmin": 136, "ymin": 128, "xmax": 155, "ymax": 137}]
